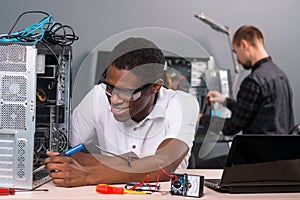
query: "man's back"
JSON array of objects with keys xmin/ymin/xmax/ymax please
[{"xmin": 243, "ymin": 57, "xmax": 294, "ymax": 134}]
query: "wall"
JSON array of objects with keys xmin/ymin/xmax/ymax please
[{"xmin": 0, "ymin": 0, "xmax": 299, "ymax": 123}]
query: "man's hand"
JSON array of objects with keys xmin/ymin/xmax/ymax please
[
  {"xmin": 42, "ymin": 139, "xmax": 189, "ymax": 187},
  {"xmin": 207, "ymin": 91, "xmax": 226, "ymax": 104},
  {"xmin": 43, "ymin": 151, "xmax": 90, "ymax": 187}
]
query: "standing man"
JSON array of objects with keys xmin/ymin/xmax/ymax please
[
  {"xmin": 43, "ymin": 37, "xmax": 199, "ymax": 187},
  {"xmin": 208, "ymin": 25, "xmax": 294, "ymax": 135}
]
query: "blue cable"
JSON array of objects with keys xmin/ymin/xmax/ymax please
[{"xmin": 0, "ymin": 15, "xmax": 53, "ymax": 44}]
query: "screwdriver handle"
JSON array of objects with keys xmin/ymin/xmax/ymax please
[
  {"xmin": 96, "ymin": 184, "xmax": 124, "ymax": 194},
  {"xmin": 59, "ymin": 143, "xmax": 84, "ymax": 156},
  {"xmin": 0, "ymin": 188, "xmax": 15, "ymax": 195}
]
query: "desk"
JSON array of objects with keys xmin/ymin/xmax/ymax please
[{"xmin": 1, "ymin": 169, "xmax": 300, "ymax": 200}]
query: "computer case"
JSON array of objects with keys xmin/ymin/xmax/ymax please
[{"xmin": 0, "ymin": 43, "xmax": 71, "ymax": 189}]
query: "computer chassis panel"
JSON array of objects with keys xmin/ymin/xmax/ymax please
[{"xmin": 0, "ymin": 43, "xmax": 71, "ymax": 189}]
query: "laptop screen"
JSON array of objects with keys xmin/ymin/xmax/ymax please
[{"xmin": 225, "ymin": 134, "xmax": 300, "ymax": 167}]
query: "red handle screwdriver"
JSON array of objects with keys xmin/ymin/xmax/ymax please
[
  {"xmin": 96, "ymin": 184, "xmax": 150, "ymax": 195},
  {"xmin": 0, "ymin": 188, "xmax": 48, "ymax": 196},
  {"xmin": 0, "ymin": 188, "xmax": 15, "ymax": 195}
]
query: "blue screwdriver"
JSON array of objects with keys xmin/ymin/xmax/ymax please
[{"xmin": 33, "ymin": 143, "xmax": 85, "ymax": 174}]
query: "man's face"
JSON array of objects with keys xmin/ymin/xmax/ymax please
[
  {"xmin": 103, "ymin": 65, "xmax": 155, "ymax": 122},
  {"xmin": 233, "ymin": 43, "xmax": 252, "ymax": 70}
]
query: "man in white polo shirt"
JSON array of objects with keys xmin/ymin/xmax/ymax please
[{"xmin": 43, "ymin": 37, "xmax": 199, "ymax": 187}]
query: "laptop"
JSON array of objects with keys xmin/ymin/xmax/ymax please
[{"xmin": 204, "ymin": 134, "xmax": 300, "ymax": 193}]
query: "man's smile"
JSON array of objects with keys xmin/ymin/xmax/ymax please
[{"xmin": 111, "ymin": 106, "xmax": 129, "ymax": 115}]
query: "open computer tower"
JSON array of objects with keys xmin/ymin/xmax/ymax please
[
  {"xmin": 0, "ymin": 43, "xmax": 71, "ymax": 189},
  {"xmin": 164, "ymin": 56, "xmax": 231, "ymax": 112}
]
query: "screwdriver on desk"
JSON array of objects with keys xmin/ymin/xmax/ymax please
[
  {"xmin": 0, "ymin": 188, "xmax": 15, "ymax": 195},
  {"xmin": 96, "ymin": 184, "xmax": 151, "ymax": 195},
  {"xmin": 0, "ymin": 188, "xmax": 48, "ymax": 196},
  {"xmin": 33, "ymin": 143, "xmax": 85, "ymax": 174}
]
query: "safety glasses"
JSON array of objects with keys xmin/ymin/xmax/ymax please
[{"xmin": 99, "ymin": 77, "xmax": 152, "ymax": 101}]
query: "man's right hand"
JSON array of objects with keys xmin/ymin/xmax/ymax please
[{"xmin": 207, "ymin": 91, "xmax": 226, "ymax": 104}]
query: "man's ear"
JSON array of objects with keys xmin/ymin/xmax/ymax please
[
  {"xmin": 241, "ymin": 39, "xmax": 249, "ymax": 50},
  {"xmin": 152, "ymin": 79, "xmax": 164, "ymax": 93}
]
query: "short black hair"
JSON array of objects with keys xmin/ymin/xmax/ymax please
[{"xmin": 106, "ymin": 37, "xmax": 165, "ymax": 83}]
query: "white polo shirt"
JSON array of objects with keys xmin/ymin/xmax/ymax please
[{"xmin": 70, "ymin": 84, "xmax": 199, "ymax": 169}]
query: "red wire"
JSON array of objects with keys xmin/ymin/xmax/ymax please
[
  {"xmin": 156, "ymin": 163, "xmax": 174, "ymax": 178},
  {"xmin": 128, "ymin": 163, "xmax": 176, "ymax": 191},
  {"xmin": 155, "ymin": 169, "xmax": 160, "ymax": 190},
  {"xmin": 156, "ymin": 163, "xmax": 178, "ymax": 184},
  {"xmin": 127, "ymin": 175, "xmax": 150, "ymax": 190}
]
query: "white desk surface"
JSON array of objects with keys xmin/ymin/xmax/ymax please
[{"xmin": 1, "ymin": 169, "xmax": 300, "ymax": 200}]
